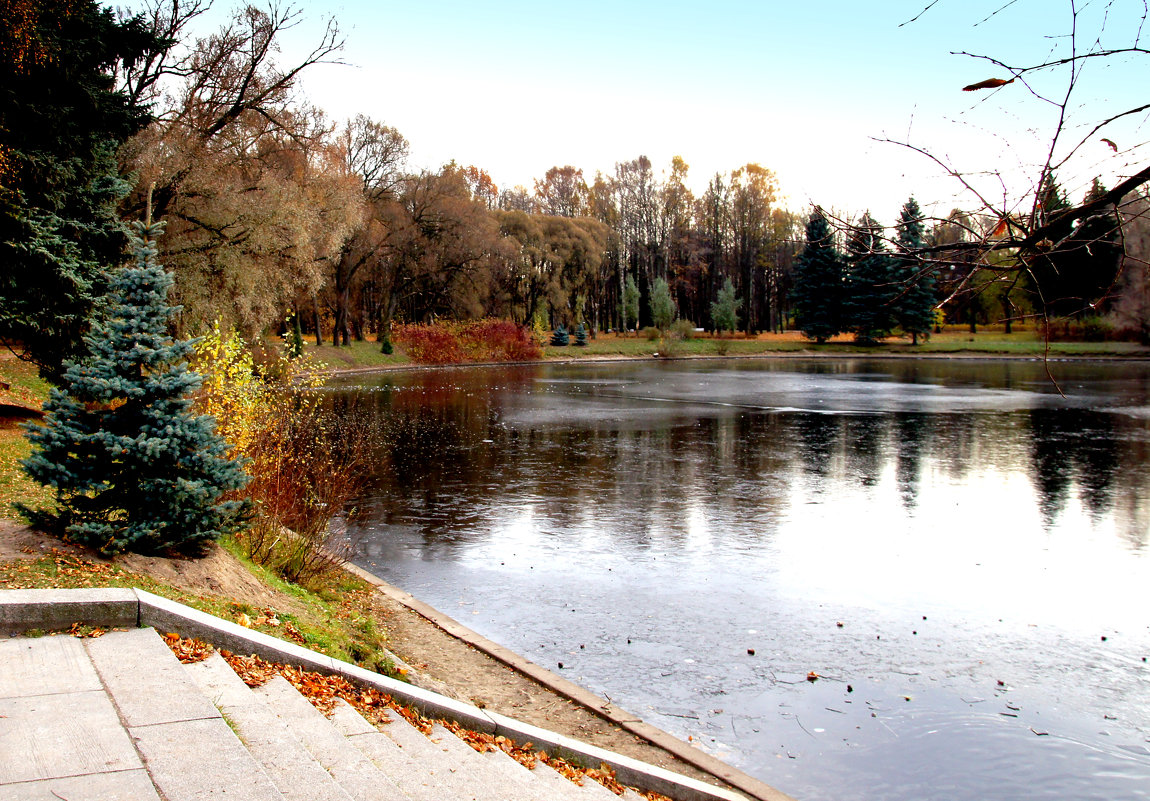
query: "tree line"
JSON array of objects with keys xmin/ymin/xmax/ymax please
[{"xmin": 2, "ymin": 0, "xmax": 1146, "ymax": 386}]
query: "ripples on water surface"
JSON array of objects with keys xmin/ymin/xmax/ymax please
[{"xmin": 325, "ymin": 358, "xmax": 1150, "ymax": 801}]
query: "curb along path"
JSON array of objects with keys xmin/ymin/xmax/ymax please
[
  {"xmin": 343, "ymin": 564, "xmax": 793, "ymax": 801},
  {"xmin": 0, "ymin": 587, "xmax": 795, "ymax": 801}
]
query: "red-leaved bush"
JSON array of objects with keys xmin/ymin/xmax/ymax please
[{"xmin": 394, "ymin": 320, "xmax": 542, "ymax": 365}]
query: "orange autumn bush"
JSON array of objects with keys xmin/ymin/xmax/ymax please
[{"xmin": 394, "ymin": 319, "xmax": 542, "ymax": 364}]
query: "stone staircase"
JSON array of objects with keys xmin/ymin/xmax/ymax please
[{"xmin": 1, "ymin": 627, "xmax": 657, "ymax": 801}]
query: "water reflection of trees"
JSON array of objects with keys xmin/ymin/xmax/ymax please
[
  {"xmin": 330, "ymin": 365, "xmax": 1150, "ymax": 554},
  {"xmin": 1029, "ymin": 409, "xmax": 1122, "ymax": 526}
]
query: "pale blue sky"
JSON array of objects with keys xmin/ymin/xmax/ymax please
[{"xmin": 189, "ymin": 0, "xmax": 1146, "ymax": 219}]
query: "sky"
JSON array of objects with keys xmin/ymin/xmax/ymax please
[{"xmin": 181, "ymin": 0, "xmax": 1147, "ymax": 221}]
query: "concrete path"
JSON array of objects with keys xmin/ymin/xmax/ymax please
[
  {"xmin": 1, "ymin": 589, "xmax": 778, "ymax": 801},
  {"xmin": 0, "ymin": 627, "xmax": 737, "ymax": 801}
]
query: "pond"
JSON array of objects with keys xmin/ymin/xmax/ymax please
[{"xmin": 325, "ymin": 357, "xmax": 1150, "ymax": 801}]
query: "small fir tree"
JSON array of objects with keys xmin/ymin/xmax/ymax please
[
  {"xmin": 550, "ymin": 324, "xmax": 569, "ymax": 346},
  {"xmin": 791, "ymin": 208, "xmax": 844, "ymax": 343},
  {"xmin": 21, "ymin": 220, "xmax": 249, "ymax": 555},
  {"xmin": 894, "ymin": 197, "xmax": 936, "ymax": 344},
  {"xmin": 573, "ymin": 323, "xmax": 588, "ymax": 346},
  {"xmin": 650, "ymin": 277, "xmax": 676, "ymax": 330},
  {"xmin": 287, "ymin": 311, "xmax": 305, "ymax": 357},
  {"xmin": 622, "ymin": 274, "xmax": 640, "ymax": 335},
  {"xmin": 710, "ymin": 277, "xmax": 741, "ymax": 335},
  {"xmin": 844, "ymin": 212, "xmax": 898, "ymax": 343}
]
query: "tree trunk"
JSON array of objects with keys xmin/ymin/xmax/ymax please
[{"xmin": 312, "ymin": 293, "xmax": 324, "ymax": 346}]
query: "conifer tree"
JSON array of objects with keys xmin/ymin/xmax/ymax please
[
  {"xmin": 622, "ymin": 274, "xmax": 640, "ymax": 334},
  {"xmin": 710, "ymin": 278, "xmax": 741, "ymax": 335},
  {"xmin": 650, "ymin": 277, "xmax": 676, "ymax": 330},
  {"xmin": 844, "ymin": 212, "xmax": 898, "ymax": 343},
  {"xmin": 894, "ymin": 197, "xmax": 936, "ymax": 344},
  {"xmin": 0, "ymin": 2, "xmax": 163, "ymax": 380},
  {"xmin": 550, "ymin": 324, "xmax": 569, "ymax": 346},
  {"xmin": 573, "ymin": 323, "xmax": 588, "ymax": 346},
  {"xmin": 791, "ymin": 208, "xmax": 844, "ymax": 344},
  {"xmin": 21, "ymin": 220, "xmax": 249, "ymax": 555}
]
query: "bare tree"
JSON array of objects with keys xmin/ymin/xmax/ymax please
[{"xmin": 883, "ymin": 1, "xmax": 1148, "ymax": 323}]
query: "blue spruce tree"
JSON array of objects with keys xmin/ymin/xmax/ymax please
[
  {"xmin": 894, "ymin": 197, "xmax": 936, "ymax": 344},
  {"xmin": 791, "ymin": 208, "xmax": 844, "ymax": 344},
  {"xmin": 844, "ymin": 212, "xmax": 898, "ymax": 343},
  {"xmin": 21, "ymin": 220, "xmax": 249, "ymax": 555}
]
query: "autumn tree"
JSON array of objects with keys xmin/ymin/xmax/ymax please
[
  {"xmin": 0, "ymin": 0, "xmax": 163, "ymax": 379},
  {"xmin": 890, "ymin": 2, "xmax": 1150, "ymax": 328},
  {"xmin": 493, "ymin": 210, "xmax": 609, "ymax": 329},
  {"xmin": 728, "ymin": 164, "xmax": 777, "ymax": 334},
  {"xmin": 325, "ymin": 114, "xmax": 408, "ymax": 347},
  {"xmin": 1111, "ymin": 191, "xmax": 1150, "ymax": 342},
  {"xmin": 368, "ymin": 167, "xmax": 509, "ymax": 338},
  {"xmin": 535, "ymin": 165, "xmax": 589, "ymax": 218},
  {"xmin": 121, "ymin": 2, "xmax": 352, "ymax": 337}
]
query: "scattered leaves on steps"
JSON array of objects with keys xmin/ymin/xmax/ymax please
[
  {"xmin": 162, "ymin": 634, "xmax": 670, "ymax": 799},
  {"xmin": 163, "ymin": 632, "xmax": 215, "ymax": 663},
  {"xmin": 69, "ymin": 621, "xmax": 109, "ymax": 638}
]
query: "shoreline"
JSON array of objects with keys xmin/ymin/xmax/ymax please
[
  {"xmin": 319, "ymin": 348, "xmax": 1150, "ymax": 378},
  {"xmin": 343, "ymin": 560, "xmax": 789, "ymax": 801}
]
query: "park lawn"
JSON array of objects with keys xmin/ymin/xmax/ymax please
[
  {"xmin": 541, "ymin": 327, "xmax": 1150, "ymax": 360},
  {"xmin": 287, "ymin": 327, "xmax": 1150, "ymax": 370}
]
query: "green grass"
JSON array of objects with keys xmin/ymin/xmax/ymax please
[
  {"xmin": 0, "ymin": 538, "xmax": 405, "ymax": 678},
  {"xmin": 0, "ymin": 357, "xmax": 53, "ymax": 522},
  {"xmin": 285, "ymin": 327, "xmax": 1150, "ymax": 373},
  {"xmin": 0, "ymin": 428, "xmax": 54, "ymax": 521},
  {"xmin": 0, "ymin": 357, "xmax": 51, "ymax": 408},
  {"xmin": 541, "ymin": 328, "xmax": 1150, "ymax": 361},
  {"xmin": 301, "ymin": 339, "xmax": 413, "ymax": 370}
]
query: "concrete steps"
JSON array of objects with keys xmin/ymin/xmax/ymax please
[{"xmin": 0, "ymin": 627, "xmax": 649, "ymax": 801}]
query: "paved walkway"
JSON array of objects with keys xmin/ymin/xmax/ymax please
[
  {"xmin": 0, "ymin": 588, "xmax": 793, "ymax": 801},
  {"xmin": 1, "ymin": 627, "xmax": 651, "ymax": 801}
]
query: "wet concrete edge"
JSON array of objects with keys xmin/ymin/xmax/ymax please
[{"xmin": 342, "ymin": 562, "xmax": 796, "ymax": 801}]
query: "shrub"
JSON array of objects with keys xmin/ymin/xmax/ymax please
[
  {"xmin": 642, "ymin": 326, "xmax": 661, "ymax": 341},
  {"xmin": 193, "ymin": 327, "xmax": 375, "ymax": 588},
  {"xmin": 550, "ymin": 324, "xmax": 570, "ymax": 346},
  {"xmin": 1080, "ymin": 316, "xmax": 1113, "ymax": 342},
  {"xmin": 393, "ymin": 323, "xmax": 466, "ymax": 364},
  {"xmin": 669, "ymin": 319, "xmax": 696, "ymax": 340},
  {"xmin": 1038, "ymin": 316, "xmax": 1118, "ymax": 342},
  {"xmin": 394, "ymin": 320, "xmax": 542, "ymax": 364}
]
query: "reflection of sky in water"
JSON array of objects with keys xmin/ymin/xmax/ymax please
[{"xmin": 332, "ymin": 359, "xmax": 1150, "ymax": 801}]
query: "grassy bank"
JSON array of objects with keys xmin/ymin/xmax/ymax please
[
  {"xmin": 0, "ymin": 539, "xmax": 399, "ymax": 674},
  {"xmin": 309, "ymin": 326, "xmax": 1150, "ymax": 371},
  {"xmin": 1, "ymin": 354, "xmax": 400, "ymax": 676}
]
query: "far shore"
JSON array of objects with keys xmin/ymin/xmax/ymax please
[{"xmin": 312, "ymin": 326, "xmax": 1150, "ymax": 377}]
